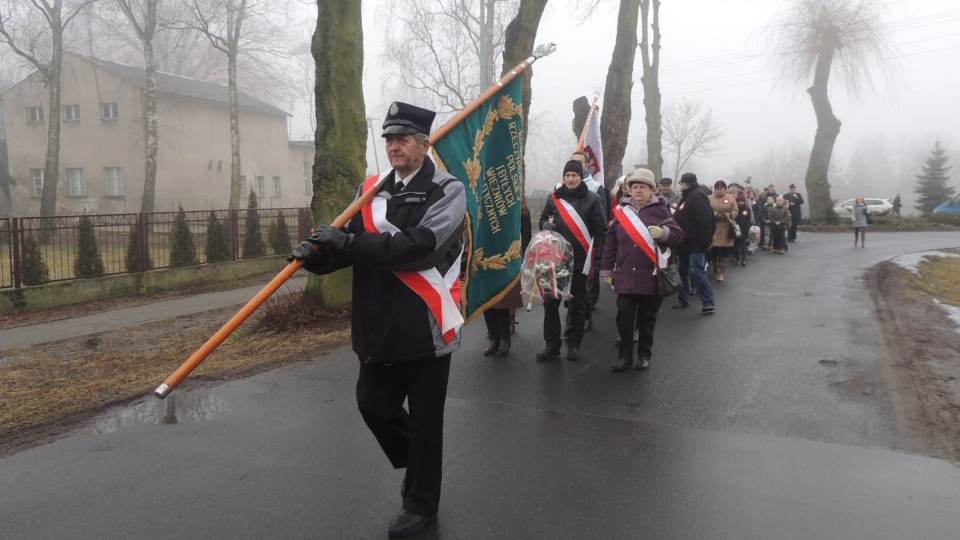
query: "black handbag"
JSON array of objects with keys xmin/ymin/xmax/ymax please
[
  {"xmin": 865, "ymin": 210, "xmax": 873, "ymax": 225},
  {"xmin": 656, "ymin": 256, "xmax": 681, "ymax": 297}
]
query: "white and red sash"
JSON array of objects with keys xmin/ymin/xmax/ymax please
[
  {"xmin": 613, "ymin": 205, "xmax": 671, "ymax": 273},
  {"xmin": 552, "ymin": 193, "xmax": 594, "ymax": 276},
  {"xmin": 361, "ymin": 171, "xmax": 463, "ymax": 344}
]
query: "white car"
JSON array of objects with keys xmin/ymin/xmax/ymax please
[{"xmin": 833, "ymin": 198, "xmax": 894, "ymax": 216}]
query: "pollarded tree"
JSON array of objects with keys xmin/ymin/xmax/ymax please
[
  {"xmin": 913, "ymin": 140, "xmax": 954, "ymax": 215},
  {"xmin": 765, "ymin": 0, "xmax": 896, "ymax": 220},
  {"xmin": 599, "ymin": 0, "xmax": 640, "ymax": 186}
]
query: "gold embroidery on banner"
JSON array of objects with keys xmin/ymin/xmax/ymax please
[{"xmin": 471, "ymin": 240, "xmax": 521, "ymax": 275}]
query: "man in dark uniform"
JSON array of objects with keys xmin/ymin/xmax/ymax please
[
  {"xmin": 290, "ymin": 102, "xmax": 466, "ymax": 537},
  {"xmin": 783, "ymin": 183, "xmax": 804, "ymax": 242},
  {"xmin": 673, "ymin": 172, "xmax": 717, "ymax": 314}
]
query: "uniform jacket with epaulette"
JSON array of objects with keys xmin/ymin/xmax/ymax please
[{"xmin": 304, "ymin": 159, "xmax": 466, "ymax": 363}]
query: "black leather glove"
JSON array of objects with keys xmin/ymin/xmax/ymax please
[
  {"xmin": 288, "ymin": 240, "xmax": 321, "ymax": 262},
  {"xmin": 308, "ymin": 225, "xmax": 354, "ymax": 251}
]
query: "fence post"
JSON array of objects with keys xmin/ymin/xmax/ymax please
[
  {"xmin": 12, "ymin": 218, "xmax": 21, "ymax": 289},
  {"xmin": 229, "ymin": 209, "xmax": 239, "ymax": 260}
]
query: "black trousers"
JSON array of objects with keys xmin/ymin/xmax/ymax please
[
  {"xmin": 616, "ymin": 293, "xmax": 664, "ymax": 361},
  {"xmin": 483, "ymin": 308, "xmax": 511, "ymax": 342},
  {"xmin": 543, "ymin": 271, "xmax": 588, "ymax": 348},
  {"xmin": 356, "ymin": 354, "xmax": 451, "ymax": 516},
  {"xmin": 788, "ymin": 212, "xmax": 800, "ymax": 240}
]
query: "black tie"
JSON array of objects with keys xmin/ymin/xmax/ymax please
[{"xmin": 395, "ymin": 180, "xmax": 404, "ymax": 194}]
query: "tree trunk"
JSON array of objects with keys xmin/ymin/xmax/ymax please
[
  {"xmin": 309, "ymin": 0, "xmax": 366, "ymax": 309},
  {"xmin": 141, "ymin": 15, "xmax": 159, "ymax": 215},
  {"xmin": 600, "ymin": 0, "xmax": 640, "ymax": 188},
  {"xmin": 227, "ymin": 3, "xmax": 243, "ymax": 210},
  {"xmin": 40, "ymin": 9, "xmax": 64, "ymax": 219},
  {"xmin": 501, "ymin": 0, "xmax": 548, "ymax": 194},
  {"xmin": 804, "ymin": 27, "xmax": 841, "ymax": 221},
  {"xmin": 638, "ymin": 0, "xmax": 662, "ymax": 181}
]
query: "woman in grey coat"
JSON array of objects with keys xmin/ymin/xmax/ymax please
[{"xmin": 851, "ymin": 196, "xmax": 869, "ymax": 247}]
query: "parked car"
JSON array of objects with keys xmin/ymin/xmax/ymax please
[
  {"xmin": 934, "ymin": 195, "xmax": 960, "ymax": 214},
  {"xmin": 833, "ymin": 198, "xmax": 894, "ymax": 216}
]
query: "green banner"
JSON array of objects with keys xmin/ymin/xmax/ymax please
[{"xmin": 433, "ymin": 76, "xmax": 524, "ymax": 322}]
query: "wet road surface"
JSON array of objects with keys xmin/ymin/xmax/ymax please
[{"xmin": 2, "ymin": 232, "xmax": 959, "ymax": 539}]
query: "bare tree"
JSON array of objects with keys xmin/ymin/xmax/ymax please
[
  {"xmin": 114, "ymin": 0, "xmax": 161, "ymax": 214},
  {"xmin": 171, "ymin": 0, "xmax": 303, "ymax": 209},
  {"xmin": 661, "ymin": 98, "xmax": 724, "ymax": 181},
  {"xmin": 308, "ymin": 0, "xmax": 365, "ymax": 308},
  {"xmin": 599, "ymin": 0, "xmax": 640, "ymax": 187},
  {"xmin": 765, "ymin": 0, "xmax": 896, "ymax": 220},
  {"xmin": 0, "ymin": 0, "xmax": 96, "ymax": 218},
  {"xmin": 378, "ymin": 0, "xmax": 518, "ymax": 118},
  {"xmin": 637, "ymin": 0, "xmax": 662, "ymax": 181}
]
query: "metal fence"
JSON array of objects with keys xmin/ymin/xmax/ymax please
[{"xmin": 1, "ymin": 208, "xmax": 312, "ymax": 289}]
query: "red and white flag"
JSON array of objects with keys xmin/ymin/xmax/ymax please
[{"xmin": 579, "ymin": 109, "xmax": 604, "ymax": 187}]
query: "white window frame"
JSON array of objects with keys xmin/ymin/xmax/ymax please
[
  {"xmin": 31, "ymin": 169, "xmax": 44, "ymax": 197},
  {"xmin": 26, "ymin": 106, "xmax": 44, "ymax": 123},
  {"xmin": 67, "ymin": 168, "xmax": 87, "ymax": 197},
  {"xmin": 105, "ymin": 167, "xmax": 124, "ymax": 196},
  {"xmin": 239, "ymin": 176, "xmax": 247, "ymax": 197},
  {"xmin": 255, "ymin": 176, "xmax": 265, "ymax": 198},
  {"xmin": 100, "ymin": 102, "xmax": 119, "ymax": 120},
  {"xmin": 272, "ymin": 176, "xmax": 282, "ymax": 197},
  {"xmin": 62, "ymin": 104, "xmax": 81, "ymax": 122},
  {"xmin": 303, "ymin": 162, "xmax": 311, "ymax": 195}
]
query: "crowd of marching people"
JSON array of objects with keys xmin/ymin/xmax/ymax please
[{"xmin": 521, "ymin": 153, "xmax": 805, "ymax": 373}]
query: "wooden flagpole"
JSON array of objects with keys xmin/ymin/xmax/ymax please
[
  {"xmin": 153, "ymin": 43, "xmax": 557, "ymax": 399},
  {"xmin": 576, "ymin": 96, "xmax": 599, "ymax": 151}
]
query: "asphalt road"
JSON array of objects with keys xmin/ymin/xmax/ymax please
[{"xmin": 2, "ymin": 232, "xmax": 960, "ymax": 539}]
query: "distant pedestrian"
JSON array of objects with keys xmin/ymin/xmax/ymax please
[
  {"xmin": 852, "ymin": 196, "xmax": 869, "ymax": 247},
  {"xmin": 673, "ymin": 173, "xmax": 717, "ymax": 314},
  {"xmin": 709, "ymin": 180, "xmax": 738, "ymax": 282},
  {"xmin": 771, "ymin": 197, "xmax": 789, "ymax": 254},
  {"xmin": 783, "ymin": 184, "xmax": 804, "ymax": 241},
  {"xmin": 892, "ymin": 193, "xmax": 902, "ymax": 216}
]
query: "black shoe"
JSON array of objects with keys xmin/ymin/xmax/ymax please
[
  {"xmin": 484, "ymin": 340, "xmax": 499, "ymax": 356},
  {"xmin": 636, "ymin": 357, "xmax": 650, "ymax": 370},
  {"xmin": 388, "ymin": 509, "xmax": 437, "ymax": 537},
  {"xmin": 701, "ymin": 305, "xmax": 716, "ymax": 314},
  {"xmin": 584, "ymin": 319, "xmax": 594, "ymax": 331},
  {"xmin": 495, "ymin": 340, "xmax": 510, "ymax": 356},
  {"xmin": 611, "ymin": 357, "xmax": 634, "ymax": 372},
  {"xmin": 536, "ymin": 347, "xmax": 561, "ymax": 361},
  {"xmin": 567, "ymin": 345, "xmax": 581, "ymax": 361},
  {"xmin": 672, "ymin": 302, "xmax": 689, "ymax": 309}
]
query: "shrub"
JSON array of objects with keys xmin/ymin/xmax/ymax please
[
  {"xmin": 124, "ymin": 224, "xmax": 153, "ymax": 272},
  {"xmin": 242, "ymin": 190, "xmax": 266, "ymax": 258},
  {"xmin": 74, "ymin": 216, "xmax": 105, "ymax": 278},
  {"xmin": 169, "ymin": 205, "xmax": 199, "ymax": 267},
  {"xmin": 205, "ymin": 211, "xmax": 232, "ymax": 263},
  {"xmin": 268, "ymin": 213, "xmax": 293, "ymax": 255},
  {"xmin": 21, "ymin": 234, "xmax": 49, "ymax": 286}
]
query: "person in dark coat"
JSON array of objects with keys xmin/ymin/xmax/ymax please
[
  {"xmin": 600, "ymin": 169, "xmax": 684, "ymax": 371},
  {"xmin": 537, "ymin": 160, "xmax": 607, "ymax": 361},
  {"xmin": 783, "ymin": 184, "xmax": 804, "ymax": 241},
  {"xmin": 672, "ymin": 172, "xmax": 716, "ymax": 314},
  {"xmin": 483, "ymin": 197, "xmax": 532, "ymax": 355},
  {"xmin": 290, "ymin": 101, "xmax": 465, "ymax": 538}
]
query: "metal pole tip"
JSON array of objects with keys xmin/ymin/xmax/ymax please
[{"xmin": 154, "ymin": 384, "xmax": 172, "ymax": 399}]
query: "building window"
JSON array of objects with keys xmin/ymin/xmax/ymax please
[
  {"xmin": 100, "ymin": 102, "xmax": 119, "ymax": 120},
  {"xmin": 67, "ymin": 168, "xmax": 87, "ymax": 196},
  {"xmin": 303, "ymin": 162, "xmax": 311, "ymax": 195},
  {"xmin": 105, "ymin": 167, "xmax": 124, "ymax": 196},
  {"xmin": 27, "ymin": 106, "xmax": 44, "ymax": 123},
  {"xmin": 62, "ymin": 104, "xmax": 81, "ymax": 122},
  {"xmin": 239, "ymin": 176, "xmax": 247, "ymax": 197},
  {"xmin": 272, "ymin": 176, "xmax": 281, "ymax": 197},
  {"xmin": 31, "ymin": 169, "xmax": 44, "ymax": 196},
  {"xmin": 255, "ymin": 176, "xmax": 265, "ymax": 197}
]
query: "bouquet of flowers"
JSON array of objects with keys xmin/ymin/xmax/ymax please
[{"xmin": 521, "ymin": 230, "xmax": 574, "ymax": 310}]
